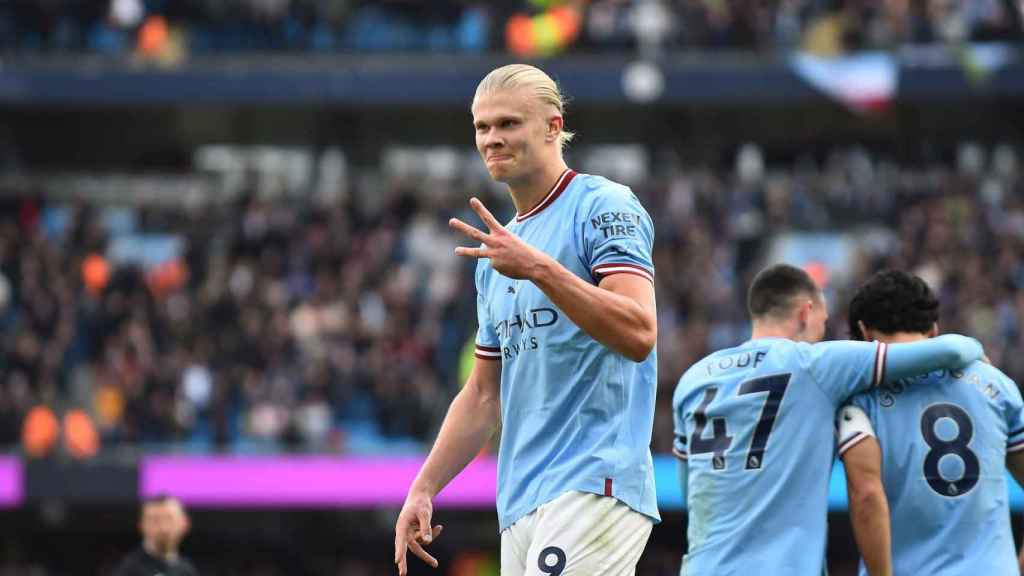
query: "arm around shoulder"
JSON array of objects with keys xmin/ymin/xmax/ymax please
[
  {"xmin": 883, "ymin": 334, "xmax": 983, "ymax": 383},
  {"xmin": 929, "ymin": 334, "xmax": 984, "ymax": 366}
]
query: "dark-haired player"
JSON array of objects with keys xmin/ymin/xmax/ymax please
[
  {"xmin": 113, "ymin": 495, "xmax": 198, "ymax": 576},
  {"xmin": 672, "ymin": 264, "xmax": 985, "ymax": 575},
  {"xmin": 838, "ymin": 269, "xmax": 1024, "ymax": 575}
]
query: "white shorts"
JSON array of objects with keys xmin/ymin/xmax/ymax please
[{"xmin": 500, "ymin": 491, "xmax": 653, "ymax": 576}]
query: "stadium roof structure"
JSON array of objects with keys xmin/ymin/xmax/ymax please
[{"xmin": 0, "ymin": 45, "xmax": 1021, "ymax": 106}]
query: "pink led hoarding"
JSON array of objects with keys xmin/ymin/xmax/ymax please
[
  {"xmin": 140, "ymin": 455, "xmax": 497, "ymax": 508},
  {"xmin": 0, "ymin": 456, "xmax": 22, "ymax": 507}
]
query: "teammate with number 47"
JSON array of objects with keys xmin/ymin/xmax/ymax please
[
  {"xmin": 394, "ymin": 64, "xmax": 660, "ymax": 576},
  {"xmin": 672, "ymin": 264, "xmax": 986, "ymax": 576},
  {"xmin": 837, "ymin": 269, "xmax": 1024, "ymax": 576}
]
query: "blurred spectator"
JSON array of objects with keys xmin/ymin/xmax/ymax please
[
  {"xmin": 1, "ymin": 142, "xmax": 1023, "ymax": 459},
  {"xmin": 112, "ymin": 495, "xmax": 198, "ymax": 576},
  {"xmin": 0, "ymin": 0, "xmax": 1018, "ymax": 56},
  {"xmin": 1, "ymin": 167, "xmax": 472, "ymax": 453}
]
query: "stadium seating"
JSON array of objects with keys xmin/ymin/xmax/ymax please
[{"xmin": 3, "ymin": 144, "xmax": 1021, "ymax": 462}]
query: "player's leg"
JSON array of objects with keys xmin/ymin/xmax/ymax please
[
  {"xmin": 500, "ymin": 509, "xmax": 536, "ymax": 576},
  {"xmin": 524, "ymin": 491, "xmax": 653, "ymax": 576}
]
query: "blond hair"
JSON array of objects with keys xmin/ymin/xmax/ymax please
[{"xmin": 474, "ymin": 64, "xmax": 575, "ymax": 150}]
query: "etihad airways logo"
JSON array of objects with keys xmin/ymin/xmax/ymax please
[{"xmin": 494, "ymin": 308, "xmax": 558, "ymax": 338}]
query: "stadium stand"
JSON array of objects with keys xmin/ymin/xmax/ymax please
[
  {"xmin": 0, "ymin": 1, "xmax": 1021, "ymax": 574},
  {"xmin": 0, "ymin": 0, "xmax": 1018, "ymax": 56},
  {"xmin": 2, "ymin": 144, "xmax": 1022, "ymax": 458}
]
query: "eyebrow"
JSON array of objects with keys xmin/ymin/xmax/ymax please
[{"xmin": 474, "ymin": 115, "xmax": 522, "ymax": 129}]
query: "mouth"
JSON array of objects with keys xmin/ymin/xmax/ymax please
[{"xmin": 487, "ymin": 155, "xmax": 512, "ymax": 164}]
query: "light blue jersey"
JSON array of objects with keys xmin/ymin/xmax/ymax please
[
  {"xmin": 672, "ymin": 335, "xmax": 983, "ymax": 576},
  {"xmin": 841, "ymin": 360, "xmax": 1024, "ymax": 575},
  {"xmin": 473, "ymin": 169, "xmax": 659, "ymax": 531}
]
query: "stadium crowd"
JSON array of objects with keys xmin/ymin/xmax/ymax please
[
  {"xmin": 1, "ymin": 143, "xmax": 1022, "ymax": 460},
  {"xmin": 0, "ymin": 0, "xmax": 1017, "ymax": 56}
]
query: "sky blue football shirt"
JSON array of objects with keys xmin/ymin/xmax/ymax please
[
  {"xmin": 473, "ymin": 169, "xmax": 659, "ymax": 531},
  {"xmin": 840, "ymin": 359, "xmax": 1024, "ymax": 576},
  {"xmin": 673, "ymin": 335, "xmax": 983, "ymax": 575}
]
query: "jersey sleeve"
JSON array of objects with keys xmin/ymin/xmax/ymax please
[
  {"xmin": 1003, "ymin": 377, "xmax": 1024, "ymax": 454},
  {"xmin": 805, "ymin": 335, "xmax": 985, "ymax": 406},
  {"xmin": 836, "ymin": 400, "xmax": 876, "ymax": 458},
  {"xmin": 672, "ymin": 379, "xmax": 689, "ymax": 462},
  {"xmin": 577, "ymin": 183, "xmax": 655, "ymax": 285},
  {"xmin": 473, "ymin": 263, "xmax": 501, "ymax": 362},
  {"xmin": 673, "ymin": 414, "xmax": 688, "ymax": 462},
  {"xmin": 883, "ymin": 334, "xmax": 983, "ymax": 382},
  {"xmin": 802, "ymin": 340, "xmax": 887, "ymax": 405}
]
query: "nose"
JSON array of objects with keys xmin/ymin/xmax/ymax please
[{"xmin": 481, "ymin": 130, "xmax": 504, "ymax": 151}]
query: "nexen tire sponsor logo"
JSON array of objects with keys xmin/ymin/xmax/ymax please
[{"xmin": 590, "ymin": 211, "xmax": 642, "ymax": 239}]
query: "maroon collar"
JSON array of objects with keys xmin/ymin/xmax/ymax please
[{"xmin": 515, "ymin": 169, "xmax": 577, "ymax": 222}]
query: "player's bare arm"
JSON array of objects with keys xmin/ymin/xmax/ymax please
[
  {"xmin": 394, "ymin": 358, "xmax": 501, "ymax": 575},
  {"xmin": 843, "ymin": 436, "xmax": 892, "ymax": 576},
  {"xmin": 1005, "ymin": 451, "xmax": 1024, "ymax": 575},
  {"xmin": 450, "ymin": 197, "xmax": 655, "ymax": 362}
]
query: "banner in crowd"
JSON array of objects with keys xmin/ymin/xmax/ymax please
[{"xmin": 790, "ymin": 52, "xmax": 898, "ymax": 114}]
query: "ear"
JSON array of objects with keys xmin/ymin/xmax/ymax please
[
  {"xmin": 856, "ymin": 320, "xmax": 869, "ymax": 341},
  {"xmin": 547, "ymin": 116, "xmax": 563, "ymax": 143},
  {"xmin": 796, "ymin": 299, "xmax": 812, "ymax": 328},
  {"xmin": 927, "ymin": 322, "xmax": 939, "ymax": 338}
]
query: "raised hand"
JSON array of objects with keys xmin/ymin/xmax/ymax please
[
  {"xmin": 394, "ymin": 491, "xmax": 444, "ymax": 575},
  {"xmin": 449, "ymin": 197, "xmax": 550, "ymax": 280}
]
